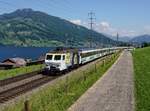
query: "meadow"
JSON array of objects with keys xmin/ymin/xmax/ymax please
[
  {"xmin": 132, "ymin": 47, "xmax": 150, "ymax": 111},
  {"xmin": 0, "ymin": 64, "xmax": 44, "ymax": 80}
]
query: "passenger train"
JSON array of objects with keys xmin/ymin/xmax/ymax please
[{"xmin": 44, "ymin": 47, "xmax": 129, "ymax": 73}]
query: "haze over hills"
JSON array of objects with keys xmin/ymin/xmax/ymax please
[
  {"xmin": 107, "ymin": 34, "xmax": 150, "ymax": 44},
  {"xmin": 131, "ymin": 34, "xmax": 150, "ymax": 43},
  {"xmin": 0, "ymin": 8, "xmax": 117, "ymax": 47},
  {"xmin": 106, "ymin": 34, "xmax": 131, "ymax": 43},
  {"xmin": 119, "ymin": 36, "xmax": 131, "ymax": 42}
]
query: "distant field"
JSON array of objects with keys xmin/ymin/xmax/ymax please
[
  {"xmin": 132, "ymin": 47, "xmax": 150, "ymax": 111},
  {"xmin": 0, "ymin": 64, "xmax": 44, "ymax": 80}
]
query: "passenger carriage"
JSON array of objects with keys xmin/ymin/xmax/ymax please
[{"xmin": 44, "ymin": 47, "xmax": 128, "ymax": 74}]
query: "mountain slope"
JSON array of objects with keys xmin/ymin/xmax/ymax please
[
  {"xmin": 0, "ymin": 8, "xmax": 117, "ymax": 47},
  {"xmin": 131, "ymin": 35, "xmax": 150, "ymax": 43},
  {"xmin": 119, "ymin": 36, "xmax": 131, "ymax": 42},
  {"xmin": 107, "ymin": 34, "xmax": 131, "ymax": 42}
]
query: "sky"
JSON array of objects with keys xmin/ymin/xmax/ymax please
[{"xmin": 0, "ymin": 0, "xmax": 150, "ymax": 37}]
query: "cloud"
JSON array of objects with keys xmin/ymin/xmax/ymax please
[
  {"xmin": 70, "ymin": 19, "xmax": 81, "ymax": 25},
  {"xmin": 99, "ymin": 21, "xmax": 111, "ymax": 31},
  {"xmin": 95, "ymin": 21, "xmax": 138, "ymax": 37},
  {"xmin": 69, "ymin": 20, "xmax": 143, "ymax": 37},
  {"xmin": 143, "ymin": 26, "xmax": 150, "ymax": 34},
  {"xmin": 95, "ymin": 21, "xmax": 116, "ymax": 36},
  {"xmin": 144, "ymin": 26, "xmax": 150, "ymax": 30},
  {"xmin": 119, "ymin": 30, "xmax": 137, "ymax": 37}
]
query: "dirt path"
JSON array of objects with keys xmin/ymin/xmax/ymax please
[{"xmin": 68, "ymin": 51, "xmax": 134, "ymax": 111}]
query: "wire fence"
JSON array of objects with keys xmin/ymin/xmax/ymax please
[{"xmin": 21, "ymin": 53, "xmax": 119, "ymax": 111}]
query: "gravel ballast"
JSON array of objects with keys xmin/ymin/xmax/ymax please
[{"xmin": 0, "ymin": 54, "xmax": 113, "ymax": 110}]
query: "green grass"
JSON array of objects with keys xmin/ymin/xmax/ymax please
[
  {"xmin": 0, "ymin": 64, "xmax": 44, "ymax": 80},
  {"xmin": 2, "ymin": 53, "xmax": 120, "ymax": 111},
  {"xmin": 132, "ymin": 47, "xmax": 150, "ymax": 111}
]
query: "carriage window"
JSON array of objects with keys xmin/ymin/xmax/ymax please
[
  {"xmin": 54, "ymin": 55, "xmax": 61, "ymax": 60},
  {"xmin": 46, "ymin": 55, "xmax": 53, "ymax": 60},
  {"xmin": 63, "ymin": 55, "xmax": 65, "ymax": 60}
]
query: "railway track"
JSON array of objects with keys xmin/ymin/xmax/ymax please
[
  {"xmin": 0, "ymin": 75, "xmax": 56, "ymax": 103},
  {"xmin": 0, "ymin": 69, "xmax": 43, "ymax": 86},
  {"xmin": 0, "ymin": 53, "xmax": 115, "ymax": 104}
]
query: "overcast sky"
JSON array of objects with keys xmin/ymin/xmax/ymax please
[{"xmin": 0, "ymin": 0, "xmax": 150, "ymax": 37}]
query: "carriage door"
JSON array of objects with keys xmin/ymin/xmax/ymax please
[
  {"xmin": 71, "ymin": 53, "xmax": 75, "ymax": 66},
  {"xmin": 71, "ymin": 52, "xmax": 79, "ymax": 67}
]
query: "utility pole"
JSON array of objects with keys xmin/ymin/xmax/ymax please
[
  {"xmin": 65, "ymin": 33, "xmax": 68, "ymax": 47},
  {"xmin": 116, "ymin": 33, "xmax": 119, "ymax": 46},
  {"xmin": 88, "ymin": 11, "xmax": 96, "ymax": 48}
]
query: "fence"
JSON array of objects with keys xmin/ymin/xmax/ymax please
[
  {"xmin": 21, "ymin": 53, "xmax": 119, "ymax": 111},
  {"xmin": 26, "ymin": 60, "xmax": 44, "ymax": 66}
]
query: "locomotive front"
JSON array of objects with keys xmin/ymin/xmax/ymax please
[
  {"xmin": 44, "ymin": 49, "xmax": 81, "ymax": 74},
  {"xmin": 45, "ymin": 52, "xmax": 67, "ymax": 72}
]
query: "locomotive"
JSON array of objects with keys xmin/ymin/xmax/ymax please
[{"xmin": 44, "ymin": 47, "xmax": 123, "ymax": 73}]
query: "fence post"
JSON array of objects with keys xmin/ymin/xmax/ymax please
[
  {"xmin": 65, "ymin": 76, "xmax": 69, "ymax": 94},
  {"xmin": 111, "ymin": 55, "xmax": 114, "ymax": 61},
  {"xmin": 24, "ymin": 100, "xmax": 31, "ymax": 111},
  {"xmin": 102, "ymin": 60, "xmax": 105, "ymax": 67},
  {"xmin": 83, "ymin": 71, "xmax": 86, "ymax": 81},
  {"xmin": 16, "ymin": 69, "xmax": 17, "ymax": 75},
  {"xmin": 26, "ymin": 67, "xmax": 28, "ymax": 73},
  {"xmin": 40, "ymin": 64, "xmax": 43, "ymax": 70},
  {"xmin": 94, "ymin": 63, "xmax": 97, "ymax": 73}
]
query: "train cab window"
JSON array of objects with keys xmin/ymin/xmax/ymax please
[
  {"xmin": 46, "ymin": 55, "xmax": 53, "ymax": 60},
  {"xmin": 63, "ymin": 55, "xmax": 65, "ymax": 60},
  {"xmin": 54, "ymin": 55, "xmax": 61, "ymax": 60}
]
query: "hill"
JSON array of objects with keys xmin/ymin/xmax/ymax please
[
  {"xmin": 105, "ymin": 34, "xmax": 131, "ymax": 43},
  {"xmin": 119, "ymin": 36, "xmax": 131, "ymax": 42},
  {"xmin": 131, "ymin": 34, "xmax": 150, "ymax": 44},
  {"xmin": 0, "ymin": 8, "xmax": 117, "ymax": 47}
]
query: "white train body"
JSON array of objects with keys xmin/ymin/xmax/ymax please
[
  {"xmin": 80, "ymin": 48, "xmax": 117, "ymax": 64},
  {"xmin": 45, "ymin": 49, "xmax": 80, "ymax": 72},
  {"xmin": 45, "ymin": 54, "xmax": 67, "ymax": 71},
  {"xmin": 45, "ymin": 47, "xmax": 129, "ymax": 72}
]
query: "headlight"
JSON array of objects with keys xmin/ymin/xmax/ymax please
[
  {"xmin": 45, "ymin": 63, "xmax": 50, "ymax": 66},
  {"xmin": 46, "ymin": 64, "xmax": 49, "ymax": 66},
  {"xmin": 56, "ymin": 64, "xmax": 60, "ymax": 67}
]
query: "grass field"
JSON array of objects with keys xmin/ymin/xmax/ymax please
[
  {"xmin": 2, "ymin": 53, "xmax": 120, "ymax": 111},
  {"xmin": 0, "ymin": 64, "xmax": 44, "ymax": 80},
  {"xmin": 132, "ymin": 47, "xmax": 150, "ymax": 111}
]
